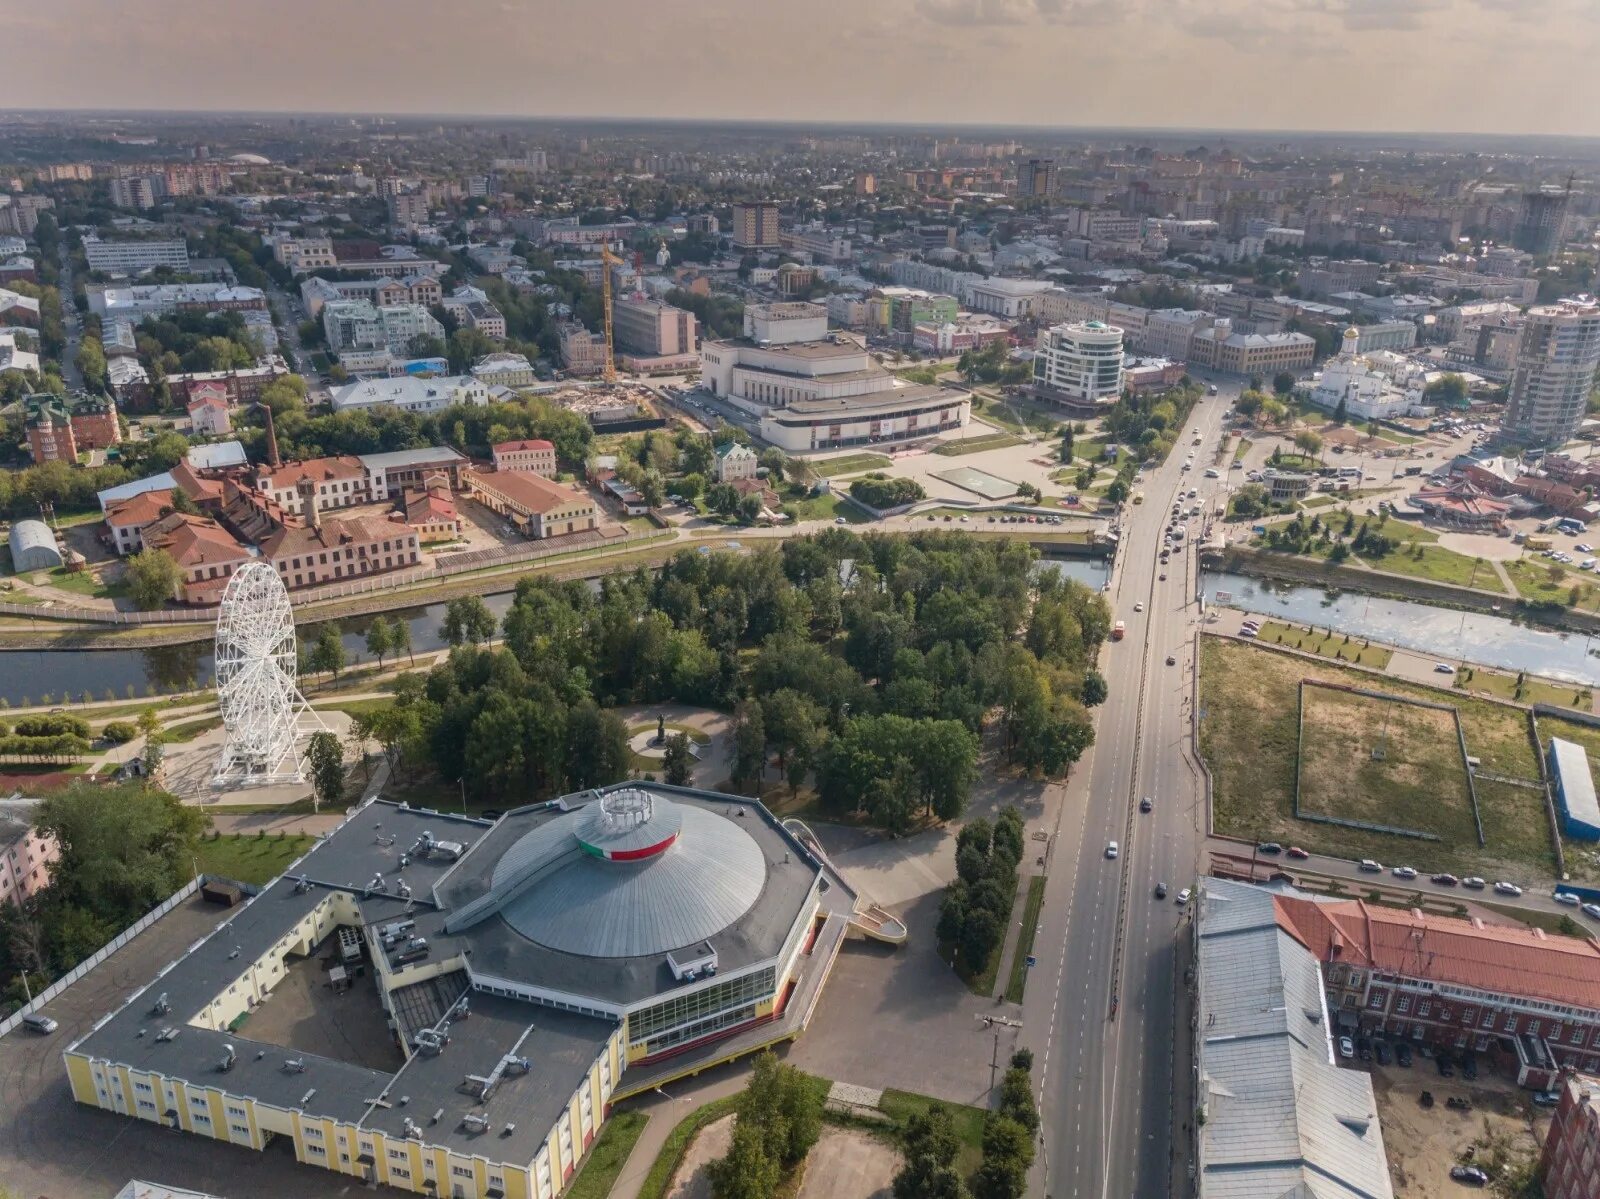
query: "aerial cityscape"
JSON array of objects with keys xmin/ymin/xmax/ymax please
[{"xmin": 2, "ymin": 8, "xmax": 1600, "ymax": 1199}]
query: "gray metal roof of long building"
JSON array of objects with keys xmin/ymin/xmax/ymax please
[{"xmin": 1196, "ymin": 878, "xmax": 1393, "ymax": 1199}]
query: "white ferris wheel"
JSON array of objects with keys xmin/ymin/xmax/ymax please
[{"xmin": 212, "ymin": 561, "xmax": 324, "ymax": 787}]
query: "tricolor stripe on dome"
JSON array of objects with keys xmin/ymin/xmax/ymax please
[{"xmin": 578, "ymin": 830, "xmax": 679, "ymax": 861}]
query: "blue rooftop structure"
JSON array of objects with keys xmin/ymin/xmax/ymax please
[{"xmin": 1548, "ymin": 737, "xmax": 1600, "ymax": 841}]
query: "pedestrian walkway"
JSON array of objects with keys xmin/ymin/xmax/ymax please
[
  {"xmin": 989, "ymin": 874, "xmax": 1035, "ymax": 1001},
  {"xmin": 607, "ymin": 1071, "xmax": 751, "ymax": 1199}
]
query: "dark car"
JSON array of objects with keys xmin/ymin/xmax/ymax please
[
  {"xmin": 1437, "ymin": 1055, "xmax": 1455, "ymax": 1078},
  {"xmin": 1286, "ymin": 846, "xmax": 1309, "ymax": 860},
  {"xmin": 1532, "ymin": 1090, "xmax": 1562, "ymax": 1108},
  {"xmin": 1374, "ymin": 1040, "xmax": 1392, "ymax": 1066},
  {"xmin": 1155, "ymin": 882, "xmax": 1168, "ymax": 899},
  {"xmin": 1258, "ymin": 842, "xmax": 1283, "ymax": 855},
  {"xmin": 1139, "ymin": 796, "xmax": 1153, "ymax": 812},
  {"xmin": 1396, "ymin": 1042, "xmax": 1413, "ymax": 1067},
  {"xmin": 1432, "ymin": 872, "xmax": 1460, "ymax": 886},
  {"xmin": 1449, "ymin": 1164, "xmax": 1488, "ymax": 1185},
  {"xmin": 1357, "ymin": 1038, "xmax": 1373, "ymax": 1062},
  {"xmin": 1461, "ymin": 1054, "xmax": 1478, "ymax": 1080}
]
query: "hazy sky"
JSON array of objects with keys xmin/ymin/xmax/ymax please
[{"xmin": 5, "ymin": 0, "xmax": 1600, "ymax": 136}]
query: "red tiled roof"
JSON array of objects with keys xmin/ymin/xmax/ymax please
[
  {"xmin": 405, "ymin": 486, "xmax": 458, "ymax": 524},
  {"xmin": 142, "ymin": 513, "xmax": 253, "ymax": 570},
  {"xmin": 169, "ymin": 460, "xmax": 223, "ymax": 503},
  {"xmin": 493, "ymin": 438, "xmax": 554, "ymax": 453},
  {"xmin": 466, "ymin": 468, "xmax": 591, "ymax": 515},
  {"xmin": 105, "ymin": 489, "xmax": 174, "ymax": 528},
  {"xmin": 1275, "ymin": 895, "xmax": 1600, "ymax": 1011},
  {"xmin": 258, "ymin": 455, "xmax": 365, "ymax": 488},
  {"xmin": 261, "ymin": 512, "xmax": 409, "ymax": 560}
]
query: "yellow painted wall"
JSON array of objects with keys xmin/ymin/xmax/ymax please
[{"xmin": 64, "ymin": 1053, "xmax": 96, "ymax": 1106}]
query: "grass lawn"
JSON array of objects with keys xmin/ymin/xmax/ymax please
[
  {"xmin": 194, "ymin": 833, "xmax": 315, "ymax": 885},
  {"xmin": 878, "ymin": 1090, "xmax": 987, "ymax": 1180},
  {"xmin": 160, "ymin": 715, "xmax": 224, "ymax": 743},
  {"xmin": 1004, "ymin": 875, "xmax": 1046, "ymax": 1004},
  {"xmin": 1503, "ymin": 558, "xmax": 1600, "ymax": 613},
  {"xmin": 970, "ymin": 397, "xmax": 1029, "ymax": 435},
  {"xmin": 41, "ymin": 566, "xmax": 127, "ymax": 601},
  {"xmin": 1360, "ymin": 543, "xmax": 1500, "ymax": 590},
  {"xmin": 784, "ymin": 491, "xmax": 870, "ymax": 523},
  {"xmin": 321, "ymin": 697, "xmax": 396, "ymax": 720},
  {"xmin": 813, "ymin": 453, "xmax": 892, "ymax": 478},
  {"xmin": 1297, "ymin": 683, "xmax": 1476, "ymax": 840},
  {"xmin": 1199, "ymin": 636, "xmax": 1555, "ymax": 879},
  {"xmin": 932, "ymin": 432, "xmax": 1025, "ymax": 456},
  {"xmin": 1267, "ymin": 452, "xmax": 1322, "ymax": 471},
  {"xmin": 566, "ymin": 1109, "xmax": 648, "ymax": 1199},
  {"xmin": 1254, "ymin": 621, "xmax": 1392, "ymax": 669},
  {"xmin": 1456, "ymin": 666, "xmax": 1592, "ymax": 711},
  {"xmin": 1233, "ymin": 438, "xmax": 1253, "ymax": 463}
]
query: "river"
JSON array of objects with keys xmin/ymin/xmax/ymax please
[
  {"xmin": 1202, "ymin": 570, "xmax": 1600, "ymax": 687},
  {"xmin": 0, "ymin": 591, "xmax": 523, "ymax": 707}
]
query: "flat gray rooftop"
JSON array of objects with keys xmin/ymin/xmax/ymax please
[{"xmin": 365, "ymin": 993, "xmax": 612, "ymax": 1163}]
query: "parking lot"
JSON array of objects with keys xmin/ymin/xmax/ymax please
[{"xmin": 0, "ymin": 894, "xmax": 411, "ymax": 1198}]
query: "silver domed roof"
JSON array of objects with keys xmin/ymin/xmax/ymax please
[{"xmin": 493, "ymin": 798, "xmax": 767, "ymax": 959}]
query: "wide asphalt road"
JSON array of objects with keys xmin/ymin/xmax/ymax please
[{"xmin": 1024, "ymin": 387, "xmax": 1236, "ymax": 1199}]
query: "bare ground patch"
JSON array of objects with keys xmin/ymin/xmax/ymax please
[{"xmin": 1297, "ymin": 683, "xmax": 1475, "ymax": 843}]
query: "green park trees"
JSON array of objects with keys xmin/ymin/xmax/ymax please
[
  {"xmin": 938, "ymin": 808, "xmax": 1025, "ymax": 978},
  {"xmin": 442, "ymin": 595, "xmax": 497, "ymax": 646},
  {"xmin": 9, "ymin": 782, "xmax": 208, "ymax": 982},
  {"xmin": 307, "ymin": 730, "xmax": 345, "ymax": 808},
  {"xmin": 707, "ymin": 1053, "xmax": 823, "ymax": 1199},
  {"xmin": 345, "ymin": 533, "xmax": 1104, "ymax": 829},
  {"xmin": 893, "ymin": 1104, "xmax": 970, "ymax": 1199},
  {"xmin": 124, "ymin": 547, "xmax": 182, "ymax": 610}
]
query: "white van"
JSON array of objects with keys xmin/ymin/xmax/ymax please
[{"xmin": 22, "ymin": 1013, "xmax": 58, "ymax": 1034}]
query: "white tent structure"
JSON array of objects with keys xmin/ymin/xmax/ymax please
[{"xmin": 212, "ymin": 562, "xmax": 325, "ymax": 787}]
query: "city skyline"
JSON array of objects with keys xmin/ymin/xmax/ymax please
[{"xmin": 5, "ymin": 0, "xmax": 1600, "ymax": 137}]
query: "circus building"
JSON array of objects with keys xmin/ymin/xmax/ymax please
[{"xmin": 63, "ymin": 785, "xmax": 895, "ymax": 1198}]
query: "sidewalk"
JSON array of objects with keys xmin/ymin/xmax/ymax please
[
  {"xmin": 607, "ymin": 1069, "xmax": 751, "ymax": 1199},
  {"xmin": 989, "ymin": 873, "xmax": 1035, "ymax": 1002}
]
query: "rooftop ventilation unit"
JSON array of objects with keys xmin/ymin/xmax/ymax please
[
  {"xmin": 219, "ymin": 1043, "xmax": 236, "ymax": 1073},
  {"xmin": 460, "ymin": 1112, "xmax": 492, "ymax": 1134},
  {"xmin": 283, "ymin": 1058, "xmax": 306, "ymax": 1073},
  {"xmin": 155, "ymin": 1027, "xmax": 180, "ymax": 1043},
  {"xmin": 151, "ymin": 992, "xmax": 170, "ymax": 1016}
]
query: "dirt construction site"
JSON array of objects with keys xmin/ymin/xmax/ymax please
[{"xmin": 1371, "ymin": 1065, "xmax": 1548, "ymax": 1198}]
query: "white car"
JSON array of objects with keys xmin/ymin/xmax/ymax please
[
  {"xmin": 1493, "ymin": 881, "xmax": 1523, "ymax": 896},
  {"xmin": 1176, "ymin": 888, "xmax": 1192, "ymax": 906},
  {"xmin": 1433, "ymin": 663, "xmax": 1455, "ymax": 674},
  {"xmin": 1133, "ymin": 602, "xmax": 1144, "ymax": 612},
  {"xmin": 1204, "ymin": 468, "xmax": 1220, "ymax": 478},
  {"xmin": 1392, "ymin": 865, "xmax": 1418, "ymax": 880},
  {"xmin": 1578, "ymin": 543, "xmax": 1594, "ymax": 553},
  {"xmin": 1584, "ymin": 903, "xmax": 1600, "ymax": 921},
  {"xmin": 1555, "ymin": 891, "xmax": 1581, "ymax": 906},
  {"xmin": 1359, "ymin": 859, "xmax": 1382, "ymax": 873},
  {"xmin": 1106, "ymin": 841, "xmax": 1119, "ymax": 860}
]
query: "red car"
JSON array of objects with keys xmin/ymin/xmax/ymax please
[{"xmin": 1286, "ymin": 846, "xmax": 1309, "ymax": 860}]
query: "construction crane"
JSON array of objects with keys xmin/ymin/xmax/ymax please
[{"xmin": 599, "ymin": 244, "xmax": 622, "ymax": 384}]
